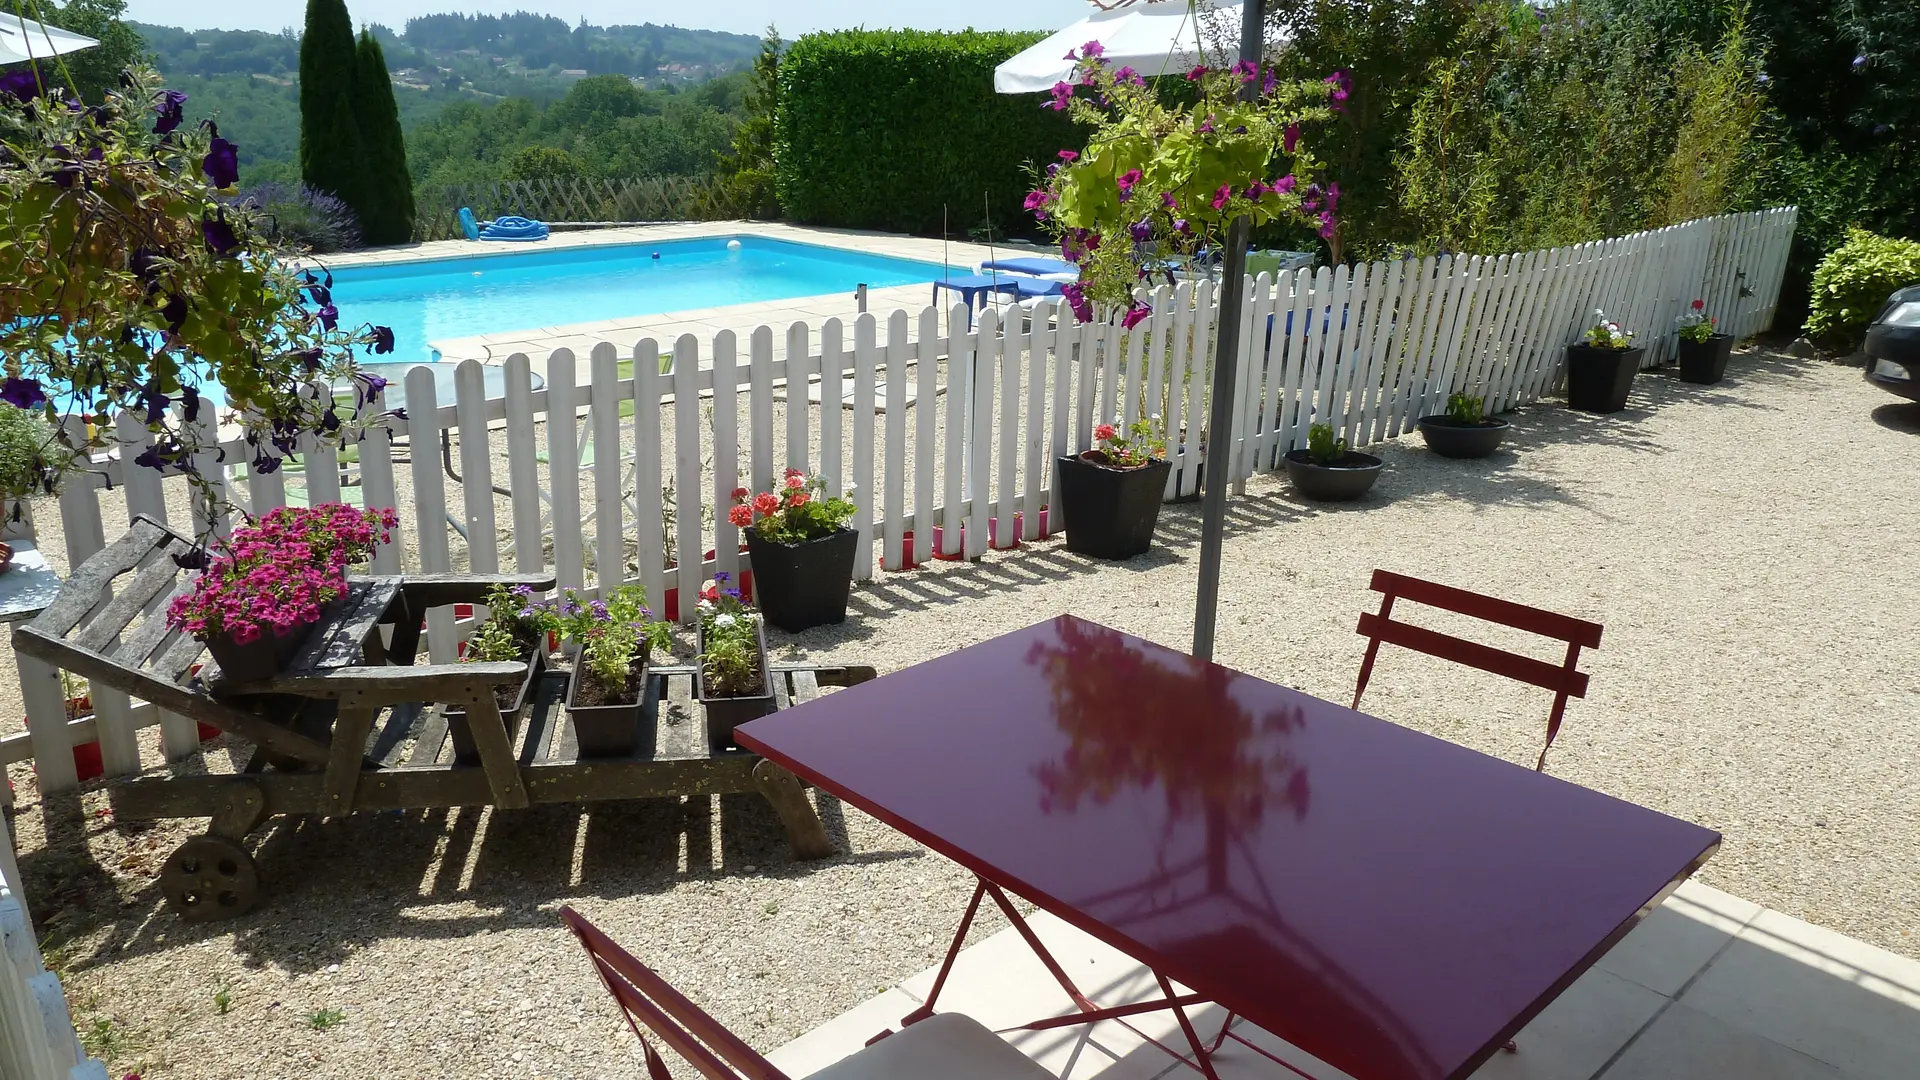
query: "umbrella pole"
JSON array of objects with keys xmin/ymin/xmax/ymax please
[{"xmin": 1192, "ymin": 0, "xmax": 1268, "ymax": 662}]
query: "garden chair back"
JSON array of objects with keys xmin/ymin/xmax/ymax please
[
  {"xmin": 1352, "ymin": 570, "xmax": 1603, "ymax": 771},
  {"xmin": 562, "ymin": 906, "xmax": 790, "ymax": 1080},
  {"xmin": 560, "ymin": 907, "xmax": 1055, "ymax": 1080}
]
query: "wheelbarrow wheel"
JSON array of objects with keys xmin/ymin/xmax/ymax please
[{"xmin": 159, "ymin": 834, "xmax": 260, "ymax": 922}]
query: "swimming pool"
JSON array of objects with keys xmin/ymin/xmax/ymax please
[{"xmin": 329, "ymin": 236, "xmax": 955, "ymax": 363}]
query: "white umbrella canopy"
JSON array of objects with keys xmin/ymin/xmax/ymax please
[
  {"xmin": 995, "ymin": 1, "xmax": 1251, "ymax": 94},
  {"xmin": 0, "ymin": 14, "xmax": 98, "ymax": 66}
]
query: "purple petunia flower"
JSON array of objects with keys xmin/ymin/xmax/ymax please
[
  {"xmin": 1318, "ymin": 210, "xmax": 1337, "ymax": 240},
  {"xmin": 1284, "ymin": 123, "xmax": 1300, "ymax": 153},
  {"xmin": 202, "ymin": 211, "xmax": 239, "ymax": 255},
  {"xmin": 181, "ymin": 386, "xmax": 201, "ymax": 423},
  {"xmin": 1173, "ymin": 218, "xmax": 1192, "ymax": 236},
  {"xmin": 0, "ymin": 377, "xmax": 47, "ymax": 410},
  {"xmin": 1060, "ymin": 282, "xmax": 1094, "ymax": 324},
  {"xmin": 1161, "ymin": 191, "xmax": 1176, "ymax": 209},
  {"xmin": 1199, "ymin": 114, "xmax": 1215, "ymax": 134},
  {"xmin": 1212, "ymin": 184, "xmax": 1233, "ymax": 211},
  {"xmin": 1081, "ymin": 40, "xmax": 1104, "ymax": 60},
  {"xmin": 1058, "ymin": 149, "xmax": 1078, "ymax": 162},
  {"xmin": 1274, "ymin": 174, "xmax": 1297, "ymax": 194},
  {"xmin": 1121, "ymin": 302, "xmax": 1151, "ymax": 331},
  {"xmin": 1048, "ymin": 81, "xmax": 1073, "ymax": 111},
  {"xmin": 369, "ymin": 326, "xmax": 395, "ymax": 354},
  {"xmin": 1024, "ymin": 189, "xmax": 1052, "ymax": 211},
  {"xmin": 1129, "ymin": 219, "xmax": 1153, "ymax": 242},
  {"xmin": 317, "ymin": 303, "xmax": 339, "ymax": 331},
  {"xmin": 160, "ymin": 293, "xmax": 188, "ymax": 333},
  {"xmin": 1325, "ymin": 182, "xmax": 1340, "ymax": 212},
  {"xmin": 153, "ymin": 89, "xmax": 187, "ymax": 135},
  {"xmin": 0, "ymin": 68, "xmax": 44, "ymax": 101},
  {"xmin": 1186, "ymin": 64, "xmax": 1208, "ymax": 81},
  {"xmin": 1325, "ymin": 69, "xmax": 1353, "ymax": 103},
  {"xmin": 1116, "ymin": 168, "xmax": 1142, "ymax": 201},
  {"xmin": 202, "ymin": 136, "xmax": 239, "ymax": 188},
  {"xmin": 1235, "ymin": 60, "xmax": 1259, "ymax": 84}
]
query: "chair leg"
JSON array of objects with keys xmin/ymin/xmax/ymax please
[{"xmin": 1352, "ymin": 594, "xmax": 1395, "ymax": 710}]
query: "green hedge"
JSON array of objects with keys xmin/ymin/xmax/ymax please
[
  {"xmin": 775, "ymin": 29, "xmax": 1081, "ymax": 236},
  {"xmin": 1805, "ymin": 228, "xmax": 1920, "ymax": 348}
]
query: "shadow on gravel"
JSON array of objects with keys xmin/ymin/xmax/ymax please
[
  {"xmin": 37, "ymin": 784, "xmax": 919, "ymax": 976},
  {"xmin": 1870, "ymin": 400, "xmax": 1920, "ymax": 434}
]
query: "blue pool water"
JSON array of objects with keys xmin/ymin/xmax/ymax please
[{"xmin": 329, "ymin": 236, "xmax": 956, "ymax": 363}]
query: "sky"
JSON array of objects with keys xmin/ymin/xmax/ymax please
[{"xmin": 121, "ymin": 0, "xmax": 1097, "ymax": 36}]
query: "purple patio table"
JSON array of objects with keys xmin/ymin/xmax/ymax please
[{"xmin": 733, "ymin": 616, "xmax": 1719, "ymax": 1080}]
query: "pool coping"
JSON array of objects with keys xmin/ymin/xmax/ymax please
[{"xmin": 314, "ymin": 221, "xmax": 1045, "ymax": 363}]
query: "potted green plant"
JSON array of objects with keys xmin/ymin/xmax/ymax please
[
  {"xmin": 555, "ymin": 584, "xmax": 671, "ymax": 758},
  {"xmin": 163, "ymin": 504, "xmax": 397, "ymax": 680},
  {"xmin": 1565, "ymin": 311, "xmax": 1645, "ymax": 412},
  {"xmin": 0, "ymin": 403, "xmax": 53, "ymax": 545},
  {"xmin": 1674, "ymin": 299, "xmax": 1732, "ymax": 384},
  {"xmin": 696, "ymin": 580, "xmax": 774, "ymax": 749},
  {"xmin": 1283, "ymin": 423, "xmax": 1382, "ymax": 501},
  {"xmin": 729, "ymin": 470, "xmax": 858, "ymax": 632},
  {"xmin": 1057, "ymin": 420, "xmax": 1172, "ymax": 560},
  {"xmin": 1417, "ymin": 392, "xmax": 1509, "ymax": 459},
  {"xmin": 447, "ymin": 583, "xmax": 555, "ymax": 764}
]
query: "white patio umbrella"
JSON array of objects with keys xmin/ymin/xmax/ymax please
[
  {"xmin": 0, "ymin": 13, "xmax": 98, "ymax": 66},
  {"xmin": 994, "ymin": 1, "xmax": 1250, "ymax": 93}
]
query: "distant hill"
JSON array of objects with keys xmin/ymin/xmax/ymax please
[
  {"xmin": 132, "ymin": 14, "xmax": 760, "ymax": 86},
  {"xmin": 131, "ymin": 14, "xmax": 762, "ymax": 189}
]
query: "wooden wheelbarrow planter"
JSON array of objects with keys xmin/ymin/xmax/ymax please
[{"xmin": 15, "ymin": 516, "xmax": 872, "ymax": 922}]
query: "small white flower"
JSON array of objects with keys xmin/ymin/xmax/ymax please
[
  {"xmin": 696, "ymin": 599, "xmax": 714, "ymax": 612},
  {"xmin": 713, "ymin": 613, "xmax": 737, "ymax": 628}
]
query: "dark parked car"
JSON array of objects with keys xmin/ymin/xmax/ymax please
[{"xmin": 1864, "ymin": 283, "xmax": 1920, "ymax": 401}]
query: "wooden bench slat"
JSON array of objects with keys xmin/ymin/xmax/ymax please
[
  {"xmin": 72, "ymin": 552, "xmax": 188, "ymax": 652},
  {"xmin": 30, "ymin": 516, "xmax": 174, "ymax": 636},
  {"xmin": 113, "ymin": 580, "xmax": 194, "ymax": 669}
]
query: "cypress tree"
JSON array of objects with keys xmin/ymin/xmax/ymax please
[
  {"xmin": 352, "ymin": 29, "xmax": 417, "ymax": 245},
  {"xmin": 299, "ymin": 0, "xmax": 363, "ymax": 207}
]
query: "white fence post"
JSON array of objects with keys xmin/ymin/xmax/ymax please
[{"xmin": 2, "ymin": 812, "xmax": 109, "ymax": 1080}]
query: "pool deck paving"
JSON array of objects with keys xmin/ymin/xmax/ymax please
[
  {"xmin": 319, "ymin": 221, "xmax": 1037, "ymax": 368},
  {"xmin": 769, "ymin": 880, "xmax": 1920, "ymax": 1080}
]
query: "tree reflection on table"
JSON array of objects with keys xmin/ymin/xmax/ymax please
[{"xmin": 1027, "ymin": 618, "xmax": 1309, "ymax": 833}]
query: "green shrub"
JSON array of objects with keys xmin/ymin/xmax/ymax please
[
  {"xmin": 775, "ymin": 29, "xmax": 1081, "ymax": 235},
  {"xmin": 0, "ymin": 404, "xmax": 55, "ymax": 500},
  {"xmin": 1805, "ymin": 228, "xmax": 1920, "ymax": 347},
  {"xmin": 504, "ymin": 145, "xmax": 596, "ymax": 183}
]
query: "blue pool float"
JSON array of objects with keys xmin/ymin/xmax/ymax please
[
  {"xmin": 457, "ymin": 207, "xmax": 481, "ymax": 240},
  {"xmin": 479, "ymin": 215, "xmax": 550, "ymax": 242}
]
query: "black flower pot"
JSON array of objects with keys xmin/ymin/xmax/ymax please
[
  {"xmin": 696, "ymin": 620, "xmax": 775, "ymax": 750},
  {"xmin": 1676, "ymin": 334, "xmax": 1733, "ymax": 384},
  {"xmin": 447, "ymin": 649, "xmax": 543, "ymax": 765},
  {"xmin": 1056, "ymin": 453, "xmax": 1172, "ymax": 560},
  {"xmin": 1283, "ymin": 449, "xmax": 1384, "ymax": 501},
  {"xmin": 1416, "ymin": 416, "xmax": 1510, "ymax": 459},
  {"xmin": 204, "ymin": 618, "xmax": 319, "ymax": 682},
  {"xmin": 745, "ymin": 527, "xmax": 858, "ymax": 633},
  {"xmin": 564, "ymin": 649, "xmax": 650, "ymax": 759},
  {"xmin": 1565, "ymin": 344, "xmax": 1645, "ymax": 413}
]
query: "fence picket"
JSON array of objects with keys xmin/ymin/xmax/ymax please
[
  {"xmin": 851, "ymin": 315, "xmax": 878, "ymax": 580},
  {"xmin": 544, "ymin": 350, "xmax": 586, "ymax": 592},
  {"xmin": 632, "ymin": 341, "xmax": 667, "ymax": 608},
  {"xmin": 914, "ymin": 306, "xmax": 940, "ymax": 564},
  {"xmin": 591, "ymin": 344, "xmax": 628, "ymax": 594},
  {"xmin": 818, "ymin": 319, "xmax": 844, "ymax": 500},
  {"xmin": 404, "ymin": 366, "xmax": 456, "ymax": 663},
  {"xmin": 672, "ymin": 334, "xmax": 703, "ymax": 615},
  {"xmin": 882, "ymin": 312, "xmax": 910, "ymax": 570},
  {"xmin": 943, "ymin": 312, "xmax": 972, "ymax": 556},
  {"xmin": 712, "ymin": 331, "xmax": 742, "ymax": 587}
]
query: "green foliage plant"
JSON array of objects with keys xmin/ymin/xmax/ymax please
[
  {"xmin": 774, "ymin": 29, "xmax": 1081, "ymax": 235},
  {"xmin": 1088, "ymin": 419, "xmax": 1166, "ymax": 469},
  {"xmin": 1305, "ymin": 421, "xmax": 1347, "ymax": 465},
  {"xmin": 554, "ymin": 584, "xmax": 669, "ymax": 699},
  {"xmin": 463, "ymin": 582, "xmax": 559, "ymax": 663},
  {"xmin": 1657, "ymin": 9, "xmax": 1768, "ymax": 226},
  {"xmin": 503, "ymin": 145, "xmax": 594, "ymax": 183},
  {"xmin": 350, "ymin": 29, "xmax": 414, "ymax": 245},
  {"xmin": 1674, "ymin": 298, "xmax": 1719, "ymax": 343},
  {"xmin": 1584, "ymin": 309, "xmax": 1635, "ymax": 349},
  {"xmin": 0, "ymin": 403, "xmax": 55, "ymax": 500},
  {"xmin": 727, "ymin": 468, "xmax": 856, "ymax": 545},
  {"xmin": 1805, "ymin": 227, "xmax": 1920, "ymax": 348},
  {"xmin": 24, "ymin": 0, "xmax": 147, "ymax": 104},
  {"xmin": 1028, "ymin": 44, "xmax": 1338, "ymax": 327},
  {"xmin": 298, "ymin": 0, "xmax": 363, "ymax": 207},
  {"xmin": 704, "ymin": 25, "xmax": 782, "ymax": 220},
  {"xmin": 697, "ymin": 584, "xmax": 763, "ymax": 697},
  {"xmin": 1443, "ymin": 391, "xmax": 1487, "ymax": 425},
  {"xmin": 0, "ymin": 65, "xmax": 396, "ymax": 529}
]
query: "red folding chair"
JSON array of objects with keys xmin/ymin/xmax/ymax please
[
  {"xmin": 1352, "ymin": 570, "xmax": 1603, "ymax": 771},
  {"xmin": 559, "ymin": 907, "xmax": 1052, "ymax": 1080}
]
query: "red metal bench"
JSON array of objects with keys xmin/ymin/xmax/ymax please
[
  {"xmin": 560, "ymin": 906, "xmax": 1051, "ymax": 1080},
  {"xmin": 1352, "ymin": 570, "xmax": 1603, "ymax": 771}
]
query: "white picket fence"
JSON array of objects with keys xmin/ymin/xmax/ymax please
[
  {"xmin": 1, "ymin": 206, "xmax": 1795, "ymax": 798},
  {"xmin": 1, "ymin": 813, "xmax": 108, "ymax": 1080}
]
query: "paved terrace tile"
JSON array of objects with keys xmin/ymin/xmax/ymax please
[{"xmin": 766, "ymin": 881, "xmax": 1920, "ymax": 1080}]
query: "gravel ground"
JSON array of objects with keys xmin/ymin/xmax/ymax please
[{"xmin": 4, "ymin": 344, "xmax": 1919, "ymax": 1078}]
